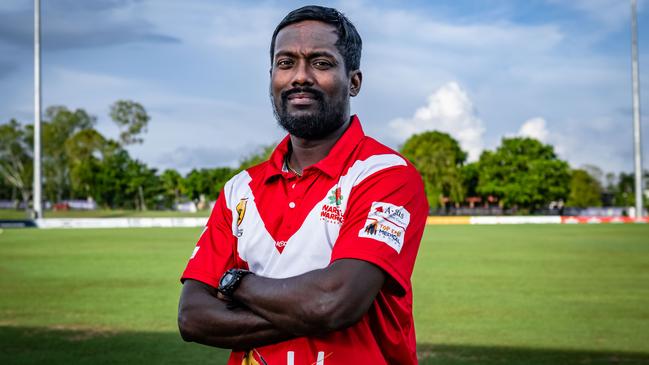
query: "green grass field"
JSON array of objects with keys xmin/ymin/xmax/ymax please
[{"xmin": 1, "ymin": 225, "xmax": 648, "ymax": 364}]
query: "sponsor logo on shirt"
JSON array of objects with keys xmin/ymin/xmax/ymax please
[
  {"xmin": 358, "ymin": 202, "xmax": 411, "ymax": 254},
  {"xmin": 328, "ymin": 187, "xmax": 343, "ymax": 206},
  {"xmin": 320, "ymin": 204, "xmax": 344, "ymax": 224},
  {"xmin": 235, "ymin": 198, "xmax": 248, "ymax": 237},
  {"xmin": 364, "ymin": 221, "xmax": 378, "ymax": 235},
  {"xmin": 275, "ymin": 240, "xmax": 288, "ymax": 254},
  {"xmin": 321, "ymin": 187, "xmax": 344, "ymax": 224}
]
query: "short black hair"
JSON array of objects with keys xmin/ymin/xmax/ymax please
[{"xmin": 270, "ymin": 5, "xmax": 362, "ymax": 72}]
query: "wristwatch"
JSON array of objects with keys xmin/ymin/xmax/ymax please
[{"xmin": 217, "ymin": 268, "xmax": 253, "ymax": 298}]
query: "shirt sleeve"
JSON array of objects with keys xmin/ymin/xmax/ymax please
[
  {"xmin": 180, "ymin": 191, "xmax": 239, "ymax": 287},
  {"xmin": 330, "ymin": 165, "xmax": 428, "ymax": 296}
]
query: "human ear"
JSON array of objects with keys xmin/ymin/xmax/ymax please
[{"xmin": 349, "ymin": 70, "xmax": 362, "ymax": 97}]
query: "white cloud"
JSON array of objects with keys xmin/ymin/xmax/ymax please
[
  {"xmin": 389, "ymin": 82, "xmax": 485, "ymax": 161},
  {"xmin": 510, "ymin": 115, "xmax": 636, "ymax": 173},
  {"xmin": 518, "ymin": 117, "xmax": 549, "ymax": 143}
]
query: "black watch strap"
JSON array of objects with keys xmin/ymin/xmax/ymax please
[{"xmin": 217, "ymin": 268, "xmax": 253, "ymax": 297}]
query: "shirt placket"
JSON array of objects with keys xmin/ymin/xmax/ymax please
[
  {"xmin": 282, "ymin": 171, "xmax": 314, "ymax": 236},
  {"xmin": 281, "ymin": 174, "xmax": 299, "ymax": 237}
]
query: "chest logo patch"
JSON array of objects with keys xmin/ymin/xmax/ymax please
[
  {"xmin": 328, "ymin": 187, "xmax": 343, "ymax": 206},
  {"xmin": 235, "ymin": 198, "xmax": 248, "ymax": 237},
  {"xmin": 358, "ymin": 202, "xmax": 410, "ymax": 254},
  {"xmin": 320, "ymin": 187, "xmax": 344, "ymax": 225},
  {"xmin": 320, "ymin": 187, "xmax": 343, "ymax": 224}
]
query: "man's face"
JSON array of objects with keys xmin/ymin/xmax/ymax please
[{"xmin": 270, "ymin": 20, "xmax": 358, "ymax": 140}]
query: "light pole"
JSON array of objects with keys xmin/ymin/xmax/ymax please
[
  {"xmin": 631, "ymin": 0, "xmax": 644, "ymax": 218},
  {"xmin": 33, "ymin": 0, "xmax": 42, "ymax": 219}
]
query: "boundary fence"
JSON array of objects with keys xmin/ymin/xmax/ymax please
[
  {"xmin": 0, "ymin": 216, "xmax": 646, "ymax": 229},
  {"xmin": 426, "ymin": 216, "xmax": 649, "ymax": 225}
]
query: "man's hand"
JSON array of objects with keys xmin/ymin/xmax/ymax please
[
  {"xmin": 233, "ymin": 258, "xmax": 386, "ymax": 336},
  {"xmin": 178, "ymin": 279, "xmax": 294, "ymax": 350}
]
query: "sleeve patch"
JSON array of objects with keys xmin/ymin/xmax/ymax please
[{"xmin": 358, "ymin": 202, "xmax": 411, "ymax": 254}]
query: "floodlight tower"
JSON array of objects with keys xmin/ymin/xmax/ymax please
[
  {"xmin": 33, "ymin": 0, "xmax": 42, "ymax": 219},
  {"xmin": 631, "ymin": 0, "xmax": 644, "ymax": 218}
]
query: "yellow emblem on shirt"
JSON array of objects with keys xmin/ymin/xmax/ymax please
[
  {"xmin": 241, "ymin": 350, "xmax": 261, "ymax": 365},
  {"xmin": 236, "ymin": 198, "xmax": 248, "ymax": 226}
]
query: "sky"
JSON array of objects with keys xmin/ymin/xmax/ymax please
[{"xmin": 0, "ymin": 0, "xmax": 648, "ymax": 175}]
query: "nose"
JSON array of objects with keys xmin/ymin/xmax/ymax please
[{"xmin": 291, "ymin": 60, "xmax": 314, "ymax": 87}]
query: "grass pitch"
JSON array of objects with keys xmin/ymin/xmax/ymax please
[{"xmin": 1, "ymin": 225, "xmax": 648, "ymax": 364}]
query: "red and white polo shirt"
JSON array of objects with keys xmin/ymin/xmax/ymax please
[{"xmin": 181, "ymin": 115, "xmax": 428, "ymax": 365}]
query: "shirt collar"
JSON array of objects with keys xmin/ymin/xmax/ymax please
[{"xmin": 264, "ymin": 115, "xmax": 365, "ymax": 182}]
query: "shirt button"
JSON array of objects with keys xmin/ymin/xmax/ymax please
[
  {"xmin": 289, "ymin": 202, "xmax": 296, "ymax": 208},
  {"xmin": 292, "ymin": 183, "xmax": 296, "ymax": 189}
]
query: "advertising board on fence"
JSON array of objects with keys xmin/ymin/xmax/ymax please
[
  {"xmin": 27, "ymin": 215, "xmax": 649, "ymax": 229},
  {"xmin": 36, "ymin": 217, "xmax": 208, "ymax": 229}
]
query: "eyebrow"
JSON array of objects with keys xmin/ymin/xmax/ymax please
[{"xmin": 274, "ymin": 50, "xmax": 338, "ymax": 61}]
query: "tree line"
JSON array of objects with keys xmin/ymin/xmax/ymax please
[
  {"xmin": 400, "ymin": 130, "xmax": 648, "ymax": 211},
  {"xmin": 1, "ymin": 103, "xmax": 647, "ymax": 212},
  {"xmin": 0, "ymin": 101, "xmax": 253, "ymax": 211}
]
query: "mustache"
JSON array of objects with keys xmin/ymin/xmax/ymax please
[{"xmin": 281, "ymin": 87, "xmax": 324, "ymax": 101}]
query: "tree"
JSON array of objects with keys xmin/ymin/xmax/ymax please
[
  {"xmin": 566, "ymin": 169, "xmax": 602, "ymax": 208},
  {"xmin": 476, "ymin": 137, "xmax": 570, "ymax": 209},
  {"xmin": 179, "ymin": 167, "xmax": 236, "ymax": 205},
  {"xmin": 2, "ymin": 102, "xmax": 169, "ymax": 211},
  {"xmin": 0, "ymin": 119, "xmax": 33, "ymax": 209},
  {"xmin": 400, "ymin": 131, "xmax": 467, "ymax": 208},
  {"xmin": 461, "ymin": 161, "xmax": 480, "ymax": 198},
  {"xmin": 42, "ymin": 106, "xmax": 96, "ymax": 202},
  {"xmin": 182, "ymin": 169, "xmax": 213, "ymax": 202},
  {"xmin": 80, "ymin": 141, "xmax": 161, "ymax": 210},
  {"xmin": 238, "ymin": 144, "xmax": 275, "ymax": 171},
  {"xmin": 210, "ymin": 167, "xmax": 236, "ymax": 198},
  {"xmin": 124, "ymin": 159, "xmax": 160, "ymax": 211},
  {"xmin": 64, "ymin": 128, "xmax": 107, "ymax": 199},
  {"xmin": 604, "ymin": 172, "xmax": 617, "ymax": 192},
  {"xmin": 0, "ymin": 168, "xmax": 12, "ymax": 200},
  {"xmin": 614, "ymin": 172, "xmax": 635, "ymax": 206},
  {"xmin": 90, "ymin": 142, "xmax": 131, "ymax": 209},
  {"xmin": 607, "ymin": 170, "xmax": 649, "ymax": 210},
  {"xmin": 581, "ymin": 164, "xmax": 604, "ymax": 187},
  {"xmin": 109, "ymin": 100, "xmax": 150, "ymax": 145},
  {"xmin": 160, "ymin": 169, "xmax": 183, "ymax": 208}
]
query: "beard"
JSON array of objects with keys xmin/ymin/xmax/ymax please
[{"xmin": 272, "ymin": 86, "xmax": 347, "ymax": 140}]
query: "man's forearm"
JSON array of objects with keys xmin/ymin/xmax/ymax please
[
  {"xmin": 178, "ymin": 280, "xmax": 295, "ymax": 350},
  {"xmin": 232, "ymin": 259, "xmax": 385, "ymax": 337},
  {"xmin": 180, "ymin": 300, "xmax": 293, "ymax": 350},
  {"xmin": 234, "ymin": 269, "xmax": 334, "ymax": 336}
]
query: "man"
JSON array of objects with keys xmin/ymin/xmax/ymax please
[{"xmin": 178, "ymin": 5, "xmax": 428, "ymax": 364}]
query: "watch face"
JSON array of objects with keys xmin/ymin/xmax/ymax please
[{"xmin": 220, "ymin": 272, "xmax": 234, "ymax": 287}]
